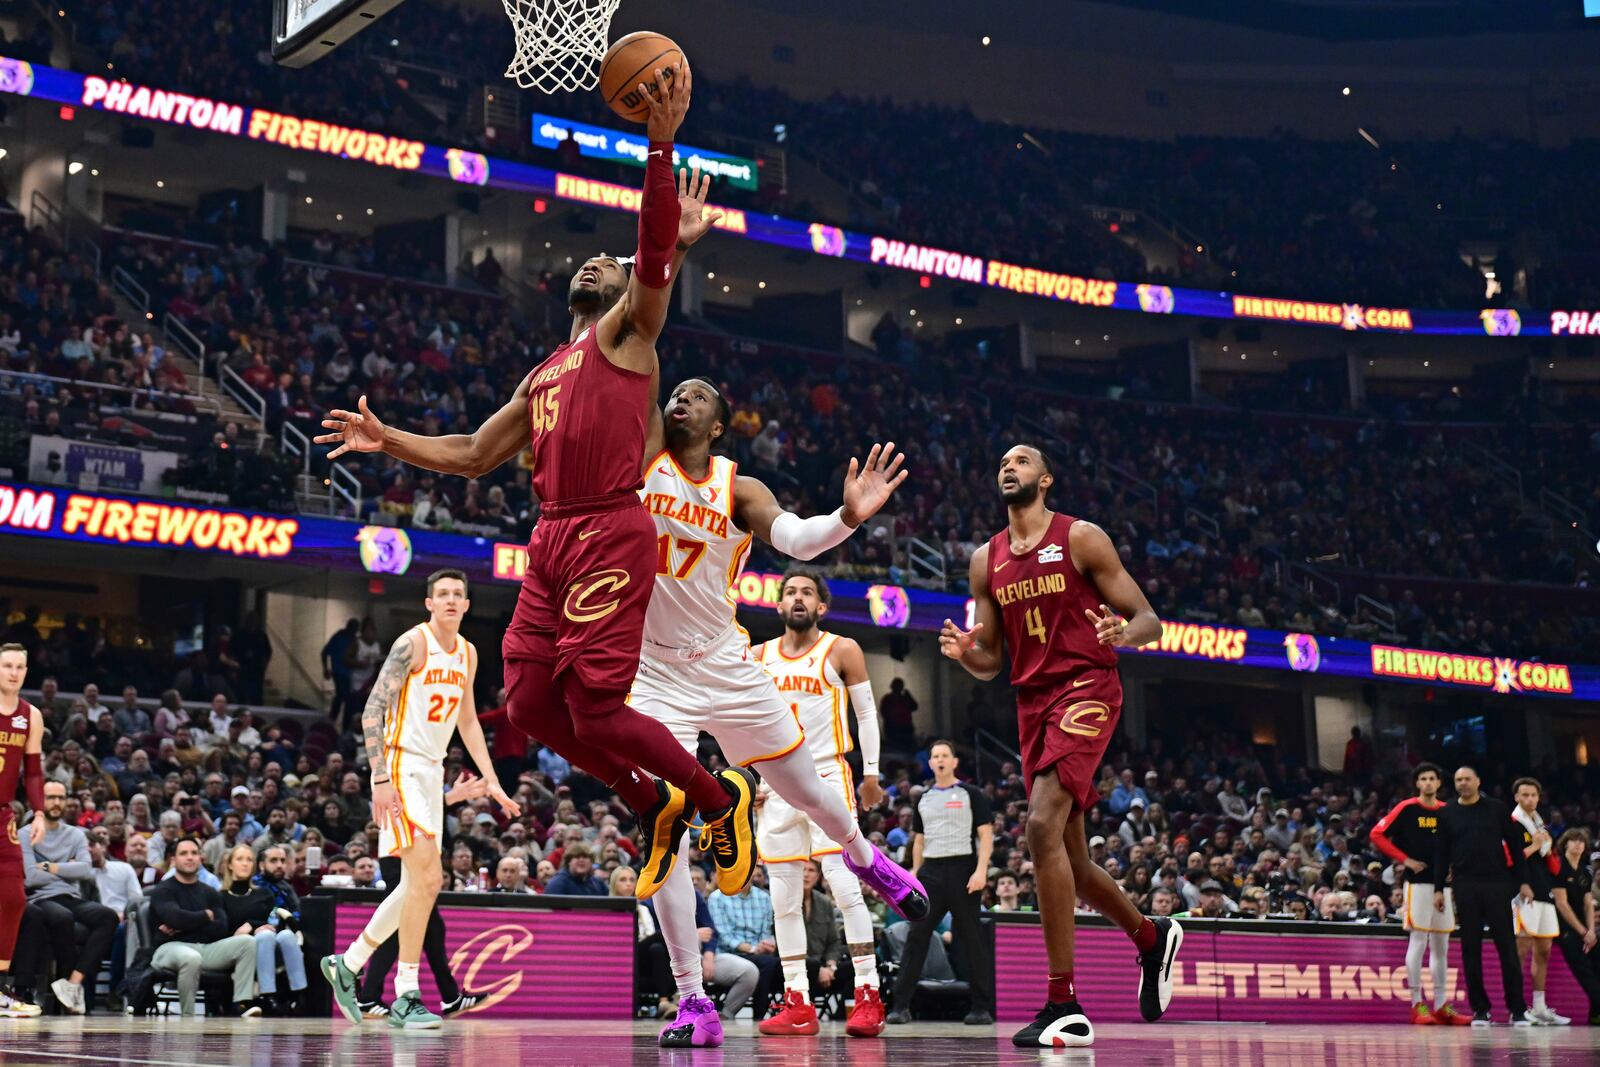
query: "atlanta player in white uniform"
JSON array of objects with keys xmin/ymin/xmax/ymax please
[
  {"xmin": 753, "ymin": 567, "xmax": 887, "ymax": 1037},
  {"xmin": 632, "ymin": 378, "xmax": 928, "ymax": 1049},
  {"xmin": 322, "ymin": 569, "xmax": 519, "ymax": 1030}
]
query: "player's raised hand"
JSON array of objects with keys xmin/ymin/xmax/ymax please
[
  {"xmin": 316, "ymin": 394, "xmax": 387, "ymax": 459},
  {"xmin": 676, "ymin": 166, "xmax": 725, "ymax": 249},
  {"xmin": 841, "ymin": 441, "xmax": 908, "ymax": 526},
  {"xmin": 488, "ymin": 781, "xmax": 522, "ymax": 818},
  {"xmin": 939, "ymin": 618, "xmax": 982, "ymax": 661},
  {"xmin": 1086, "ymin": 604, "xmax": 1132, "ymax": 647},
  {"xmin": 858, "ymin": 775, "xmax": 885, "ymax": 810},
  {"xmin": 642, "ymin": 59, "xmax": 691, "ymax": 142}
]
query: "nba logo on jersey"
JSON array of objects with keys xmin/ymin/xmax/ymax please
[{"xmin": 1037, "ymin": 543, "xmax": 1064, "ymax": 564}]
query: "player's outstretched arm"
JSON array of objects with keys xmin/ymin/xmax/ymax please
[
  {"xmin": 1070, "ymin": 521, "xmax": 1162, "ymax": 648},
  {"xmin": 317, "ymin": 377, "xmax": 531, "ymax": 479},
  {"xmin": 735, "ymin": 442, "xmax": 907, "ymax": 559},
  {"xmin": 361, "ymin": 631, "xmax": 422, "ymax": 828},
  {"xmin": 833, "ymin": 638, "xmax": 884, "ymax": 809},
  {"xmin": 940, "ymin": 545, "xmax": 1004, "ymax": 681},
  {"xmin": 454, "ymin": 646, "xmax": 521, "ymax": 819}
]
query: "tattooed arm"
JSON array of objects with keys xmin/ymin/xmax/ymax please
[{"xmin": 364, "ymin": 630, "xmax": 423, "ymax": 829}]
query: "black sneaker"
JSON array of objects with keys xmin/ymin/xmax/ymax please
[
  {"xmin": 1470, "ymin": 1011, "xmax": 1492, "ymax": 1027},
  {"xmin": 886, "ymin": 1008, "xmax": 912, "ymax": 1025},
  {"xmin": 964, "ymin": 1009, "xmax": 994, "ymax": 1025},
  {"xmin": 235, "ymin": 1001, "xmax": 264, "ymax": 1018},
  {"xmin": 1509, "ymin": 1010, "xmax": 1533, "ymax": 1028},
  {"xmin": 440, "ymin": 991, "xmax": 483, "ymax": 1017},
  {"xmin": 358, "ymin": 999, "xmax": 389, "ymax": 1019},
  {"xmin": 698, "ymin": 767, "xmax": 758, "ymax": 896},
  {"xmin": 635, "ymin": 778, "xmax": 692, "ymax": 901},
  {"xmin": 1012, "ymin": 1001, "xmax": 1094, "ymax": 1048},
  {"xmin": 1137, "ymin": 917, "xmax": 1183, "ymax": 1022}
]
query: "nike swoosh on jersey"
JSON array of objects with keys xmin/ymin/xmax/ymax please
[
  {"xmin": 1072, "ymin": 676, "xmax": 1095, "ymax": 687},
  {"xmin": 577, "ymin": 530, "xmax": 599, "ymax": 541},
  {"xmin": 993, "ymin": 560, "xmax": 1011, "ymax": 572}
]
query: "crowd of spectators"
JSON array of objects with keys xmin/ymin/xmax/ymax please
[{"xmin": 45, "ymin": 2, "xmax": 1600, "ymax": 308}]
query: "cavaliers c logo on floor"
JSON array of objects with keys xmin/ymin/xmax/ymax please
[{"xmin": 563, "ymin": 569, "xmax": 631, "ymax": 622}]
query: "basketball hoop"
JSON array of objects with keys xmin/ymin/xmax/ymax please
[{"xmin": 501, "ymin": 0, "xmax": 622, "ymax": 94}]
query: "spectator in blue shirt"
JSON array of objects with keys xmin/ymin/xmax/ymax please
[
  {"xmin": 1107, "ymin": 769, "xmax": 1149, "ymax": 817},
  {"xmin": 709, "ymin": 877, "xmax": 780, "ymax": 1017},
  {"xmin": 644, "ymin": 867, "xmax": 760, "ymax": 1018},
  {"xmin": 537, "ymin": 745, "xmax": 571, "ymax": 785},
  {"xmin": 543, "ymin": 842, "xmax": 607, "ymax": 895}
]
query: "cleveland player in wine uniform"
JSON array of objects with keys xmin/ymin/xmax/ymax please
[
  {"xmin": 0, "ymin": 644, "xmax": 45, "ymax": 1018},
  {"xmin": 317, "ymin": 63, "xmax": 757, "ymax": 894},
  {"xmin": 940, "ymin": 445, "xmax": 1181, "ymax": 1048},
  {"xmin": 630, "ymin": 380, "xmax": 925, "ymax": 1049}
]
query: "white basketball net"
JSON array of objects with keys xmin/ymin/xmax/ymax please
[{"xmin": 502, "ymin": 0, "xmax": 622, "ymax": 94}]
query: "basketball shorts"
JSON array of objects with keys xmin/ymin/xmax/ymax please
[
  {"xmin": 502, "ymin": 493, "xmax": 656, "ymax": 698},
  {"xmin": 757, "ymin": 764, "xmax": 855, "ymax": 863},
  {"xmin": 628, "ymin": 624, "xmax": 805, "ymax": 769},
  {"xmin": 1514, "ymin": 898, "xmax": 1559, "ymax": 939},
  {"xmin": 1403, "ymin": 882, "xmax": 1457, "ymax": 932},
  {"xmin": 1017, "ymin": 668, "xmax": 1123, "ymax": 813},
  {"xmin": 378, "ymin": 751, "xmax": 443, "ymax": 858}
]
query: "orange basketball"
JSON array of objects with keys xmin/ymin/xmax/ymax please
[{"xmin": 599, "ymin": 31, "xmax": 685, "ymax": 124}]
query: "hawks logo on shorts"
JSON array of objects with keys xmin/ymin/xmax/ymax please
[{"xmin": 639, "ymin": 451, "xmax": 752, "ymax": 650}]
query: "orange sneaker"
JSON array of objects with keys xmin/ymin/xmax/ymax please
[
  {"xmin": 759, "ymin": 989, "xmax": 820, "ymax": 1036},
  {"xmin": 1432, "ymin": 1003, "xmax": 1473, "ymax": 1026},
  {"xmin": 1410, "ymin": 1003, "xmax": 1437, "ymax": 1025},
  {"xmin": 846, "ymin": 986, "xmax": 886, "ymax": 1037}
]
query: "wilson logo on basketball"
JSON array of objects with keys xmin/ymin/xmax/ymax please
[
  {"xmin": 448, "ymin": 923, "xmax": 535, "ymax": 1013},
  {"xmin": 563, "ymin": 569, "xmax": 632, "ymax": 623}
]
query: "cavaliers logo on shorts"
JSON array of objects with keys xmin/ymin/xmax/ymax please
[
  {"xmin": 1059, "ymin": 700, "xmax": 1111, "ymax": 738},
  {"xmin": 5, "ymin": 820, "xmax": 15, "ymax": 845},
  {"xmin": 563, "ymin": 568, "xmax": 632, "ymax": 623}
]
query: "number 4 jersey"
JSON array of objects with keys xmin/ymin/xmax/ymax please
[
  {"xmin": 388, "ymin": 623, "xmax": 474, "ymax": 765},
  {"xmin": 986, "ymin": 511, "xmax": 1118, "ymax": 691}
]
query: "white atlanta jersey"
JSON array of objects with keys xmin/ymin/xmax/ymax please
[
  {"xmin": 388, "ymin": 623, "xmax": 473, "ymax": 764},
  {"xmin": 639, "ymin": 450, "xmax": 753, "ymax": 651},
  {"xmin": 755, "ymin": 633, "xmax": 853, "ymax": 774}
]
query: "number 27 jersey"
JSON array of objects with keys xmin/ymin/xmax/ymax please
[
  {"xmin": 986, "ymin": 511, "xmax": 1117, "ymax": 690},
  {"xmin": 389, "ymin": 624, "xmax": 473, "ymax": 763}
]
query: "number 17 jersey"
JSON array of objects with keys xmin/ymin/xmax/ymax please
[
  {"xmin": 639, "ymin": 451, "xmax": 753, "ymax": 650},
  {"xmin": 389, "ymin": 623, "xmax": 473, "ymax": 764},
  {"xmin": 986, "ymin": 511, "xmax": 1117, "ymax": 691}
]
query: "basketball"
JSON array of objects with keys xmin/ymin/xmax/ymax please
[{"xmin": 599, "ymin": 31, "xmax": 685, "ymax": 123}]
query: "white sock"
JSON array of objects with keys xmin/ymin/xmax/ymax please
[
  {"xmin": 654, "ymin": 830, "xmax": 706, "ymax": 1001},
  {"xmin": 1532, "ymin": 990, "xmax": 1546, "ymax": 1011},
  {"xmin": 345, "ymin": 871, "xmax": 408, "ymax": 971},
  {"xmin": 343, "ymin": 933, "xmax": 380, "ymax": 973},
  {"xmin": 1430, "ymin": 931, "xmax": 1450, "ymax": 1009},
  {"xmin": 781, "ymin": 957, "xmax": 809, "ymax": 1001},
  {"xmin": 852, "ymin": 953, "xmax": 879, "ymax": 990},
  {"xmin": 395, "ymin": 961, "xmax": 420, "ymax": 999},
  {"xmin": 1405, "ymin": 931, "xmax": 1426, "ymax": 1005}
]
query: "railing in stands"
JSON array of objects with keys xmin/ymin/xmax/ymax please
[
  {"xmin": 111, "ymin": 264, "xmax": 149, "ymax": 314},
  {"xmin": 220, "ymin": 364, "xmax": 266, "ymax": 428},
  {"xmin": 905, "ymin": 535, "xmax": 948, "ymax": 589},
  {"xmin": 1353, "ymin": 593, "xmax": 1399, "ymax": 640},
  {"xmin": 1184, "ymin": 506, "xmax": 1221, "ymax": 540},
  {"xmin": 281, "ymin": 421, "xmax": 312, "ymax": 475},
  {"xmin": 0, "ymin": 367, "xmax": 223, "ymax": 418},
  {"xmin": 973, "ymin": 729, "xmax": 1024, "ymax": 784},
  {"xmin": 329, "ymin": 462, "xmax": 362, "ymax": 517},
  {"xmin": 28, "ymin": 189, "xmax": 64, "ymax": 243},
  {"xmin": 1463, "ymin": 441, "xmax": 1524, "ymax": 500},
  {"xmin": 162, "ymin": 312, "xmax": 207, "ymax": 382},
  {"xmin": 1285, "ymin": 561, "xmax": 1341, "ymax": 610}
]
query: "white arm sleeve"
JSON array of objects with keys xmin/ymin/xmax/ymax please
[
  {"xmin": 767, "ymin": 508, "xmax": 855, "ymax": 560},
  {"xmin": 847, "ymin": 681, "xmax": 880, "ymax": 777}
]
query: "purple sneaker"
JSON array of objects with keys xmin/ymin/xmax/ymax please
[
  {"xmin": 845, "ymin": 846, "xmax": 930, "ymax": 921},
  {"xmin": 660, "ymin": 994, "xmax": 724, "ymax": 1048}
]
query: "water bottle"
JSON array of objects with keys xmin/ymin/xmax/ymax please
[{"xmin": 477, "ymin": 866, "xmax": 489, "ymax": 892}]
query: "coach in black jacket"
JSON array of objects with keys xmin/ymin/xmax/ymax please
[{"xmin": 1433, "ymin": 767, "xmax": 1532, "ymax": 1024}]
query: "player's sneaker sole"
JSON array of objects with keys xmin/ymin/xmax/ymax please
[
  {"xmin": 636, "ymin": 779, "xmax": 692, "ymax": 900},
  {"xmin": 1013, "ymin": 1002, "xmax": 1094, "ymax": 1048}
]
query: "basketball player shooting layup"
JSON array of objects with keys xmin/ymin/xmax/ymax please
[
  {"xmin": 322, "ymin": 569, "xmax": 520, "ymax": 1030},
  {"xmin": 0, "ymin": 644, "xmax": 43, "ymax": 1018},
  {"xmin": 754, "ymin": 568, "xmax": 890, "ymax": 1039},
  {"xmin": 939, "ymin": 445, "xmax": 1181, "ymax": 1048},
  {"xmin": 317, "ymin": 63, "xmax": 761, "ymax": 895},
  {"xmin": 631, "ymin": 380, "xmax": 926, "ymax": 1048}
]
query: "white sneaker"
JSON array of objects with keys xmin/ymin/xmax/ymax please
[
  {"xmin": 1531, "ymin": 1005, "xmax": 1571, "ymax": 1026},
  {"xmin": 50, "ymin": 979, "xmax": 85, "ymax": 1015}
]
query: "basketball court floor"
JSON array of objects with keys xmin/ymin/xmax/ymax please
[{"xmin": 0, "ymin": 1017, "xmax": 1595, "ymax": 1066}]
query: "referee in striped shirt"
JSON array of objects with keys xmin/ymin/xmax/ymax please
[{"xmin": 888, "ymin": 739, "xmax": 995, "ymax": 1025}]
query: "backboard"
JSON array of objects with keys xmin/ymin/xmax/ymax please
[{"xmin": 271, "ymin": 0, "xmax": 408, "ymax": 67}]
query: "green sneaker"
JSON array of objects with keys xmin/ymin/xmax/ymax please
[
  {"xmin": 320, "ymin": 954, "xmax": 363, "ymax": 1024},
  {"xmin": 386, "ymin": 991, "xmax": 442, "ymax": 1030}
]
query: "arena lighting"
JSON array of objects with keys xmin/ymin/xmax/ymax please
[
  {"xmin": 0, "ymin": 59, "xmax": 1579, "ymax": 335},
  {"xmin": 981, "ymin": 35, "xmax": 991, "ymax": 45},
  {"xmin": 67, "ymin": 159, "xmax": 83, "ymax": 175}
]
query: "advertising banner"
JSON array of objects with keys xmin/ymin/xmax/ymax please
[
  {"xmin": 532, "ymin": 112, "xmax": 758, "ymax": 190},
  {"xmin": 332, "ymin": 899, "xmax": 634, "ymax": 1019},
  {"xmin": 27, "ymin": 436, "xmax": 177, "ymax": 495},
  {"xmin": 995, "ymin": 917, "xmax": 1592, "ymax": 1023},
  {"xmin": 0, "ymin": 57, "xmax": 1569, "ymax": 335}
]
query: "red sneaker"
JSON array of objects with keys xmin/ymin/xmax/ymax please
[
  {"xmin": 846, "ymin": 986, "xmax": 886, "ymax": 1037},
  {"xmin": 759, "ymin": 990, "xmax": 820, "ymax": 1036},
  {"xmin": 1432, "ymin": 1004, "xmax": 1473, "ymax": 1026},
  {"xmin": 1409, "ymin": 1003, "xmax": 1437, "ymax": 1025}
]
